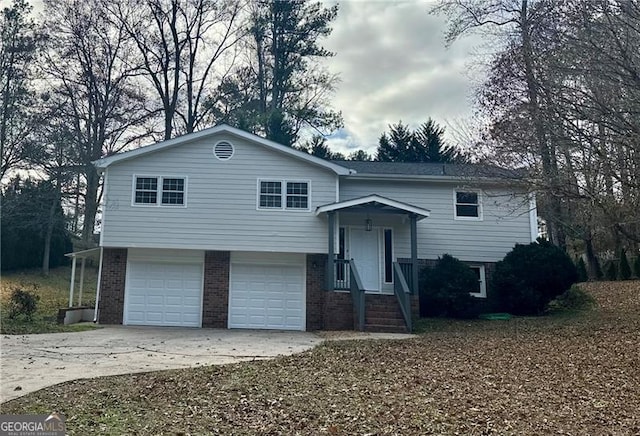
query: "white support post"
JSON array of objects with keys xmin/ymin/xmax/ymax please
[
  {"xmin": 69, "ymin": 256, "xmax": 77, "ymax": 308},
  {"xmin": 78, "ymin": 257, "xmax": 86, "ymax": 306}
]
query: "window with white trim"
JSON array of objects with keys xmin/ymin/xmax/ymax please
[
  {"xmin": 469, "ymin": 265, "xmax": 487, "ymax": 298},
  {"xmin": 258, "ymin": 180, "xmax": 310, "ymax": 210},
  {"xmin": 133, "ymin": 176, "xmax": 185, "ymax": 206},
  {"xmin": 455, "ymin": 190, "xmax": 482, "ymax": 219}
]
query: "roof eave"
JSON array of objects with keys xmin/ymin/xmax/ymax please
[{"xmin": 344, "ymin": 173, "xmax": 526, "ymax": 184}]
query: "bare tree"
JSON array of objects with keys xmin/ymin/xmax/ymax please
[
  {"xmin": 109, "ymin": 0, "xmax": 245, "ymax": 140},
  {"xmin": 41, "ymin": 0, "xmax": 152, "ymax": 242}
]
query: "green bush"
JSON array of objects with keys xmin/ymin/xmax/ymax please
[
  {"xmin": 593, "ymin": 256, "xmax": 603, "ymax": 280},
  {"xmin": 634, "ymin": 256, "xmax": 640, "ymax": 278},
  {"xmin": 576, "ymin": 258, "xmax": 588, "ymax": 282},
  {"xmin": 8, "ymin": 288, "xmax": 40, "ymax": 320},
  {"xmin": 493, "ymin": 239, "xmax": 577, "ymax": 315},
  {"xmin": 618, "ymin": 250, "xmax": 632, "ymax": 280},
  {"xmin": 547, "ymin": 284, "xmax": 596, "ymax": 313},
  {"xmin": 605, "ymin": 261, "xmax": 617, "ymax": 281},
  {"xmin": 419, "ymin": 254, "xmax": 482, "ymax": 319}
]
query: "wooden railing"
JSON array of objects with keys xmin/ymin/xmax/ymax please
[
  {"xmin": 393, "ymin": 262, "xmax": 412, "ymax": 333},
  {"xmin": 348, "ymin": 260, "xmax": 366, "ymax": 331}
]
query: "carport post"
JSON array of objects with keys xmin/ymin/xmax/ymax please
[
  {"xmin": 327, "ymin": 211, "xmax": 335, "ymax": 290},
  {"xmin": 78, "ymin": 257, "xmax": 86, "ymax": 306},
  {"xmin": 69, "ymin": 256, "xmax": 77, "ymax": 308}
]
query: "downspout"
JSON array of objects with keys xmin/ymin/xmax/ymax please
[{"xmin": 93, "ymin": 246, "xmax": 104, "ymax": 322}]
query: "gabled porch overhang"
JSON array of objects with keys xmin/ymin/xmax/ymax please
[{"xmin": 316, "ymin": 195, "xmax": 430, "ymax": 295}]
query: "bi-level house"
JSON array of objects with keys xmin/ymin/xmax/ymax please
[{"xmin": 93, "ymin": 125, "xmax": 536, "ymax": 332}]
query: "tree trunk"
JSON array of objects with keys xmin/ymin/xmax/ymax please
[{"xmin": 520, "ymin": 0, "xmax": 565, "ymax": 249}]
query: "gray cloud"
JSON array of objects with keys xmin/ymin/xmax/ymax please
[{"xmin": 322, "ymin": 0, "xmax": 485, "ymax": 155}]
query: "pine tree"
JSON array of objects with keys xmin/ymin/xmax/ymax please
[
  {"xmin": 618, "ymin": 249, "xmax": 632, "ymax": 280},
  {"xmin": 633, "ymin": 256, "xmax": 640, "ymax": 279},
  {"xmin": 605, "ymin": 262, "xmax": 617, "ymax": 281},
  {"xmin": 576, "ymin": 258, "xmax": 588, "ymax": 282}
]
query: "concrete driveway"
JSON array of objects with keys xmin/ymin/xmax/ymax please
[{"xmin": 0, "ymin": 326, "xmax": 323, "ymax": 403}]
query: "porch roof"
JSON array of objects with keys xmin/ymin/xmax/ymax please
[{"xmin": 315, "ymin": 195, "xmax": 430, "ymax": 220}]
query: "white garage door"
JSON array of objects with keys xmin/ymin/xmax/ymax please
[
  {"xmin": 125, "ymin": 261, "xmax": 203, "ymax": 327},
  {"xmin": 229, "ymin": 257, "xmax": 305, "ymax": 331}
]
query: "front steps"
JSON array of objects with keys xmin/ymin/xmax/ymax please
[{"xmin": 363, "ymin": 294, "xmax": 408, "ymax": 333}]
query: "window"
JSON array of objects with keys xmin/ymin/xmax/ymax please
[
  {"xmin": 259, "ymin": 181, "xmax": 282, "ymax": 208},
  {"xmin": 469, "ymin": 266, "xmax": 487, "ymax": 298},
  {"xmin": 384, "ymin": 229, "xmax": 393, "ymax": 283},
  {"xmin": 133, "ymin": 176, "xmax": 186, "ymax": 206},
  {"xmin": 258, "ymin": 180, "xmax": 310, "ymax": 210},
  {"xmin": 455, "ymin": 190, "xmax": 482, "ymax": 219}
]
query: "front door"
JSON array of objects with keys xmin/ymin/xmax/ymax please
[{"xmin": 349, "ymin": 227, "xmax": 380, "ymax": 291}]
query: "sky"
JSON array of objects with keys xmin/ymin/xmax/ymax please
[
  {"xmin": 321, "ymin": 1, "xmax": 486, "ymax": 157},
  {"xmin": 27, "ymin": 0, "xmax": 485, "ymax": 156}
]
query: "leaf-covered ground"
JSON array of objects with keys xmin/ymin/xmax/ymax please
[{"xmin": 2, "ymin": 281, "xmax": 639, "ymax": 435}]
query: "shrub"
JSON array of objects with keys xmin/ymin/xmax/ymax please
[
  {"xmin": 605, "ymin": 261, "xmax": 617, "ymax": 281},
  {"xmin": 618, "ymin": 250, "xmax": 632, "ymax": 280},
  {"xmin": 576, "ymin": 258, "xmax": 588, "ymax": 282},
  {"xmin": 493, "ymin": 239, "xmax": 577, "ymax": 315},
  {"xmin": 8, "ymin": 289, "xmax": 40, "ymax": 320},
  {"xmin": 419, "ymin": 254, "xmax": 482, "ymax": 319},
  {"xmin": 634, "ymin": 256, "xmax": 640, "ymax": 279},
  {"xmin": 547, "ymin": 284, "xmax": 596, "ymax": 313}
]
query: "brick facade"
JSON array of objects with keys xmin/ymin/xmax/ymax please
[
  {"xmin": 306, "ymin": 254, "xmax": 326, "ymax": 330},
  {"xmin": 202, "ymin": 250, "xmax": 230, "ymax": 328},
  {"xmin": 97, "ymin": 248, "xmax": 127, "ymax": 324}
]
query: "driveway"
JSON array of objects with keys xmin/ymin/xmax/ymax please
[{"xmin": 1, "ymin": 326, "xmax": 323, "ymax": 403}]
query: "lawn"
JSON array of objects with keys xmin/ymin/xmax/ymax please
[
  {"xmin": 1, "ymin": 281, "xmax": 639, "ymax": 435},
  {"xmin": 0, "ymin": 266, "xmax": 98, "ymax": 334}
]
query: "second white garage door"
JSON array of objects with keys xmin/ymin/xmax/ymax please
[{"xmin": 229, "ymin": 254, "xmax": 305, "ymax": 331}]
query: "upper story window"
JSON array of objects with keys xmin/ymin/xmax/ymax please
[
  {"xmin": 454, "ymin": 190, "xmax": 482, "ymax": 220},
  {"xmin": 258, "ymin": 180, "xmax": 310, "ymax": 211},
  {"xmin": 133, "ymin": 176, "xmax": 186, "ymax": 206},
  {"xmin": 469, "ymin": 265, "xmax": 487, "ymax": 298}
]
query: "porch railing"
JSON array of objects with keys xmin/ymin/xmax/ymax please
[
  {"xmin": 348, "ymin": 260, "xmax": 366, "ymax": 331},
  {"xmin": 398, "ymin": 260, "xmax": 413, "ymax": 293},
  {"xmin": 393, "ymin": 262, "xmax": 413, "ymax": 333},
  {"xmin": 334, "ymin": 258, "xmax": 350, "ymax": 290}
]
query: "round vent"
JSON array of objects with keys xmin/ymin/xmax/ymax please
[{"xmin": 213, "ymin": 140, "xmax": 234, "ymax": 160}]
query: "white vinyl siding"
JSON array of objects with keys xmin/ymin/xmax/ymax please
[
  {"xmin": 102, "ymin": 135, "xmax": 336, "ymax": 253},
  {"xmin": 339, "ymin": 179, "xmax": 532, "ymax": 263}
]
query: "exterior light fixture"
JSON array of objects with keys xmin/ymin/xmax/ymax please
[{"xmin": 365, "ymin": 218, "xmax": 373, "ymax": 231}]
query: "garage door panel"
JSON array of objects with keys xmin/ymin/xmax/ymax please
[
  {"xmin": 229, "ymin": 260, "xmax": 305, "ymax": 331},
  {"xmin": 125, "ymin": 261, "xmax": 203, "ymax": 327}
]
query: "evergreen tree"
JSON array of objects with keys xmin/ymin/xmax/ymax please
[
  {"xmin": 633, "ymin": 256, "xmax": 640, "ymax": 279},
  {"xmin": 618, "ymin": 249, "xmax": 632, "ymax": 280},
  {"xmin": 376, "ymin": 119, "xmax": 466, "ymax": 163},
  {"xmin": 576, "ymin": 257, "xmax": 588, "ymax": 282},
  {"xmin": 298, "ymin": 135, "xmax": 344, "ymax": 160},
  {"xmin": 348, "ymin": 149, "xmax": 372, "ymax": 161},
  {"xmin": 1, "ymin": 178, "xmax": 72, "ymax": 271},
  {"xmin": 605, "ymin": 262, "xmax": 617, "ymax": 281}
]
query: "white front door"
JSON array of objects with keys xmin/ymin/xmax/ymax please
[{"xmin": 350, "ymin": 227, "xmax": 380, "ymax": 291}]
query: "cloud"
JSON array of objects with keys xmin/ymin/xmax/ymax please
[{"xmin": 322, "ymin": 0, "xmax": 485, "ymax": 155}]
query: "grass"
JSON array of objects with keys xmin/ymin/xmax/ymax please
[
  {"xmin": 1, "ymin": 280, "xmax": 639, "ymax": 434},
  {"xmin": 0, "ymin": 266, "xmax": 99, "ymax": 334}
]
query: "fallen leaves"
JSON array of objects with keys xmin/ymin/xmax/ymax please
[{"xmin": 2, "ymin": 281, "xmax": 640, "ymax": 435}]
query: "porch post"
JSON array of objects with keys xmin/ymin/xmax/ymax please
[
  {"xmin": 78, "ymin": 257, "xmax": 86, "ymax": 306},
  {"xmin": 410, "ymin": 213, "xmax": 418, "ymax": 294},
  {"xmin": 327, "ymin": 211, "xmax": 335, "ymax": 290}
]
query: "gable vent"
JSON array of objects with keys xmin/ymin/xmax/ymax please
[{"xmin": 213, "ymin": 141, "xmax": 234, "ymax": 160}]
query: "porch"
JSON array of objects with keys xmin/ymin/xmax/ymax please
[{"xmin": 316, "ymin": 195, "xmax": 430, "ymax": 332}]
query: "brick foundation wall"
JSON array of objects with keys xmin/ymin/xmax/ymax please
[
  {"xmin": 324, "ymin": 292, "xmax": 354, "ymax": 330},
  {"xmin": 306, "ymin": 254, "xmax": 326, "ymax": 331},
  {"xmin": 98, "ymin": 248, "xmax": 127, "ymax": 325},
  {"xmin": 202, "ymin": 251, "xmax": 230, "ymax": 328}
]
